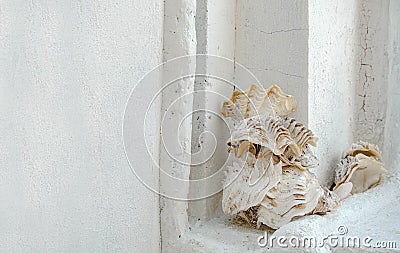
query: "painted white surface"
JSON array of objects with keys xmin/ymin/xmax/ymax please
[
  {"xmin": 308, "ymin": 0, "xmax": 359, "ymax": 186},
  {"xmin": 178, "ymin": 217, "xmax": 269, "ymax": 253},
  {"xmin": 189, "ymin": 0, "xmax": 237, "ymax": 221},
  {"xmin": 160, "ymin": 0, "xmax": 197, "ymax": 251},
  {"xmin": 384, "ymin": 0, "xmax": 400, "ymax": 171},
  {"xmin": 173, "ymin": 1, "xmax": 400, "ymax": 251},
  {"xmin": 235, "ymin": 0, "xmax": 309, "ymax": 124},
  {"xmin": 0, "ymin": 0, "xmax": 163, "ymax": 252},
  {"xmin": 309, "ymin": 0, "xmax": 395, "ymax": 186},
  {"xmin": 354, "ymin": 0, "xmax": 389, "ymax": 148},
  {"xmin": 1, "ymin": 0, "xmax": 399, "ymax": 252}
]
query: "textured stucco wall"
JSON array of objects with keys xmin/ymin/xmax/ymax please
[
  {"xmin": 189, "ymin": 0, "xmax": 236, "ymax": 221},
  {"xmin": 308, "ymin": 0, "xmax": 359, "ymax": 186},
  {"xmin": 235, "ymin": 0, "xmax": 309, "ymax": 123},
  {"xmin": 384, "ymin": 0, "xmax": 400, "ymax": 171},
  {"xmin": 0, "ymin": 0, "xmax": 163, "ymax": 252},
  {"xmin": 160, "ymin": 0, "xmax": 197, "ymax": 251},
  {"xmin": 354, "ymin": 0, "xmax": 389, "ymax": 148},
  {"xmin": 309, "ymin": 0, "xmax": 392, "ymax": 186}
]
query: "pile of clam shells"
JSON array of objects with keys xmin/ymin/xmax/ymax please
[{"xmin": 221, "ymin": 85, "xmax": 387, "ymax": 229}]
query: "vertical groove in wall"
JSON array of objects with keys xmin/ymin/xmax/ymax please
[
  {"xmin": 160, "ymin": 0, "xmax": 197, "ymax": 251},
  {"xmin": 232, "ymin": 0, "xmax": 238, "ymax": 91},
  {"xmin": 158, "ymin": 3, "xmax": 166, "ymax": 251},
  {"xmin": 188, "ymin": 0, "xmax": 208, "ymax": 221},
  {"xmin": 188, "ymin": 0, "xmax": 237, "ymax": 222}
]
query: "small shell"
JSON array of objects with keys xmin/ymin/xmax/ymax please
[
  {"xmin": 334, "ymin": 142, "xmax": 387, "ymax": 195},
  {"xmin": 221, "ymin": 85, "xmax": 296, "ymax": 121}
]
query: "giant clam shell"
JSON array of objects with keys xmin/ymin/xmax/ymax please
[
  {"xmin": 280, "ymin": 117, "xmax": 318, "ymax": 151},
  {"xmin": 222, "ymin": 152, "xmax": 338, "ymax": 229},
  {"xmin": 257, "ymin": 166, "xmax": 327, "ymax": 229},
  {"xmin": 227, "ymin": 115, "xmax": 319, "ymax": 170},
  {"xmin": 221, "ymin": 85, "xmax": 339, "ymax": 230},
  {"xmin": 333, "ymin": 142, "xmax": 387, "ymax": 197},
  {"xmin": 227, "ymin": 115, "xmax": 299, "ymax": 157},
  {"xmin": 221, "ymin": 84, "xmax": 296, "ymax": 121},
  {"xmin": 222, "ymin": 153, "xmax": 282, "ymax": 217}
]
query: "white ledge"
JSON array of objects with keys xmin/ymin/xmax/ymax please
[
  {"xmin": 178, "ymin": 217, "xmax": 269, "ymax": 253},
  {"xmin": 173, "ymin": 173, "xmax": 400, "ymax": 253}
]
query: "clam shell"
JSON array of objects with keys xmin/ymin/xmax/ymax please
[
  {"xmin": 222, "ymin": 151, "xmax": 338, "ymax": 229},
  {"xmin": 334, "ymin": 142, "xmax": 387, "ymax": 195},
  {"xmin": 256, "ymin": 166, "xmax": 324, "ymax": 229},
  {"xmin": 266, "ymin": 85, "xmax": 296, "ymax": 118},
  {"xmin": 222, "ymin": 153, "xmax": 282, "ymax": 216},
  {"xmin": 221, "ymin": 84, "xmax": 296, "ymax": 121},
  {"xmin": 221, "ymin": 85, "xmax": 338, "ymax": 230},
  {"xmin": 228, "ymin": 115, "xmax": 300, "ymax": 157},
  {"xmin": 344, "ymin": 140, "xmax": 382, "ymax": 160},
  {"xmin": 280, "ymin": 117, "xmax": 318, "ymax": 151}
]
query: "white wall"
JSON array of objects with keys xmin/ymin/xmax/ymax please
[
  {"xmin": 308, "ymin": 0, "xmax": 359, "ymax": 186},
  {"xmin": 1, "ymin": 1, "xmax": 399, "ymax": 252},
  {"xmin": 354, "ymin": 0, "xmax": 389, "ymax": 148},
  {"xmin": 309, "ymin": 0, "xmax": 394, "ymax": 186},
  {"xmin": 384, "ymin": 0, "xmax": 400, "ymax": 171},
  {"xmin": 160, "ymin": 0, "xmax": 196, "ymax": 251},
  {"xmin": 189, "ymin": 0, "xmax": 236, "ymax": 221},
  {"xmin": 235, "ymin": 0, "xmax": 309, "ymax": 123},
  {"xmin": 0, "ymin": 0, "xmax": 163, "ymax": 252}
]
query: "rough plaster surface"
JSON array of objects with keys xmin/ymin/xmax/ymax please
[
  {"xmin": 0, "ymin": 0, "xmax": 163, "ymax": 252},
  {"xmin": 160, "ymin": 0, "xmax": 197, "ymax": 252},
  {"xmin": 235, "ymin": 0, "xmax": 309, "ymax": 123},
  {"xmin": 178, "ymin": 217, "xmax": 269, "ymax": 253},
  {"xmin": 383, "ymin": 0, "xmax": 400, "ymax": 172},
  {"xmin": 189, "ymin": 0, "xmax": 236, "ymax": 221},
  {"xmin": 354, "ymin": 0, "xmax": 389, "ymax": 148},
  {"xmin": 308, "ymin": 0, "xmax": 359, "ymax": 186},
  {"xmin": 2, "ymin": 0, "xmax": 399, "ymax": 252},
  {"xmin": 309, "ymin": 0, "xmax": 395, "ymax": 186}
]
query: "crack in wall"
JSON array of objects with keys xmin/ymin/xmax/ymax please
[
  {"xmin": 247, "ymin": 67, "xmax": 305, "ymax": 79},
  {"xmin": 253, "ymin": 27, "xmax": 307, "ymax": 35},
  {"xmin": 355, "ymin": 0, "xmax": 389, "ymax": 147},
  {"xmin": 358, "ymin": 1, "xmax": 372, "ymax": 116}
]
